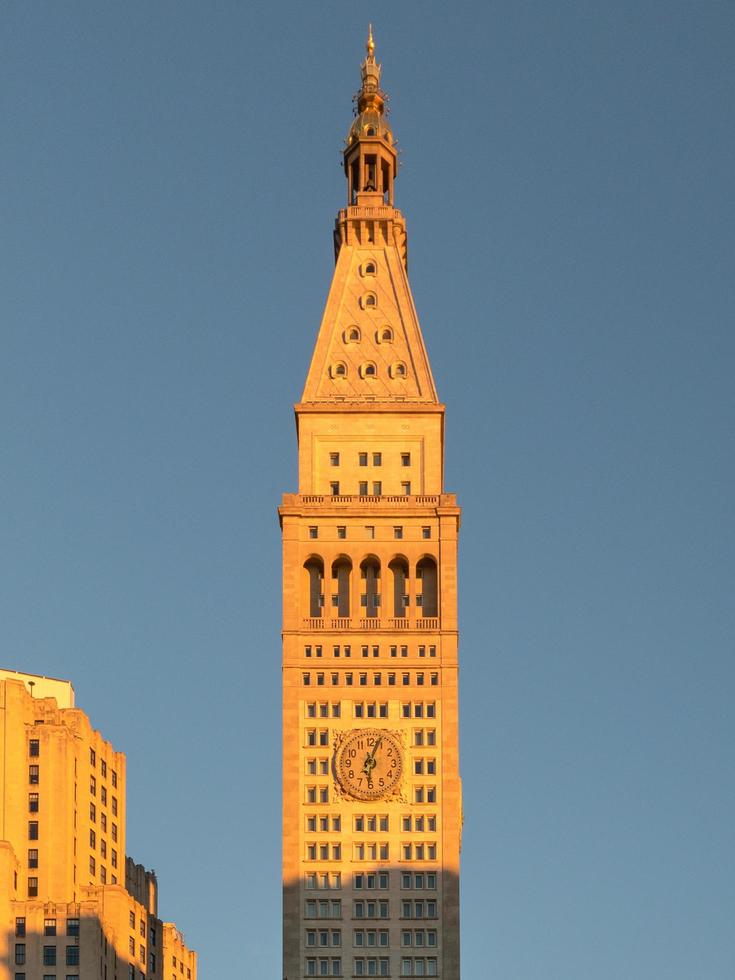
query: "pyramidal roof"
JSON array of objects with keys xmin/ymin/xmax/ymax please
[
  {"xmin": 300, "ymin": 31, "xmax": 439, "ymax": 407},
  {"xmin": 301, "ymin": 243, "xmax": 438, "ymax": 404}
]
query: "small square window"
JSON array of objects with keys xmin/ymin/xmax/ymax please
[
  {"xmin": 401, "ymin": 453, "xmax": 411, "ymax": 466},
  {"xmin": 309, "ymin": 527, "xmax": 318, "ymax": 539},
  {"xmin": 337, "ymin": 526, "xmax": 346, "ymax": 539},
  {"xmin": 359, "ymin": 452, "xmax": 368, "ymax": 466},
  {"xmin": 330, "ymin": 453, "xmax": 340, "ymax": 466},
  {"xmin": 330, "ymin": 482, "xmax": 340, "ymax": 496},
  {"xmin": 422, "ymin": 526, "xmax": 431, "ymax": 539},
  {"xmin": 365, "ymin": 526, "xmax": 375, "ymax": 539},
  {"xmin": 373, "ymin": 453, "xmax": 382, "ymax": 466},
  {"xmin": 394, "ymin": 527, "xmax": 403, "ymax": 539}
]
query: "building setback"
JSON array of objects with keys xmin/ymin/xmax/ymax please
[
  {"xmin": 280, "ymin": 31, "xmax": 462, "ymax": 980},
  {"xmin": 0, "ymin": 669, "xmax": 197, "ymax": 980}
]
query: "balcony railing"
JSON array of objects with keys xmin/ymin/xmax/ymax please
[
  {"xmin": 298, "ymin": 494, "xmax": 441, "ymax": 506},
  {"xmin": 301, "ymin": 617, "xmax": 440, "ymax": 631}
]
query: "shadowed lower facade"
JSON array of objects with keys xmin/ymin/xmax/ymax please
[{"xmin": 281, "ymin": 31, "xmax": 462, "ymax": 980}]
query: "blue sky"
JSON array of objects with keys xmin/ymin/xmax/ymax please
[{"xmin": 1, "ymin": 2, "xmax": 733, "ymax": 976}]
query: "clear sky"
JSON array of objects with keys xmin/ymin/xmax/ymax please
[{"xmin": 1, "ymin": 2, "xmax": 733, "ymax": 977}]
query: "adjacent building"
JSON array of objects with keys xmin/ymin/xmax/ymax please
[
  {"xmin": 0, "ymin": 669, "xmax": 197, "ymax": 980},
  {"xmin": 281, "ymin": 31, "xmax": 462, "ymax": 979}
]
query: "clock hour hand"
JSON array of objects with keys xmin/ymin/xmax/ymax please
[{"xmin": 362, "ymin": 736, "xmax": 382, "ymax": 776}]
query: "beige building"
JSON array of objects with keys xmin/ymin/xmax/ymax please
[
  {"xmin": 281, "ymin": 31, "xmax": 461, "ymax": 979},
  {"xmin": 0, "ymin": 670, "xmax": 197, "ymax": 980}
]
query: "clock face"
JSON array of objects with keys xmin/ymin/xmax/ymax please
[{"xmin": 336, "ymin": 729, "xmax": 403, "ymax": 801}]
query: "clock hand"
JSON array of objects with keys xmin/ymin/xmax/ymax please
[{"xmin": 363, "ymin": 736, "xmax": 382, "ymax": 774}]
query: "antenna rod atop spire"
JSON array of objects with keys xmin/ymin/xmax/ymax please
[{"xmin": 367, "ymin": 24, "xmax": 375, "ymax": 60}]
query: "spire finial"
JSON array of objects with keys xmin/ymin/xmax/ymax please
[{"xmin": 366, "ymin": 24, "xmax": 375, "ymax": 60}]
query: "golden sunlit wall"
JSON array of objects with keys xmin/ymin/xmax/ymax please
[
  {"xmin": 0, "ymin": 673, "xmax": 197, "ymax": 980},
  {"xmin": 281, "ymin": 31, "xmax": 461, "ymax": 980}
]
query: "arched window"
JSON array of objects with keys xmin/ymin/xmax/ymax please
[
  {"xmin": 389, "ymin": 557, "xmax": 409, "ymax": 619},
  {"xmin": 304, "ymin": 558, "xmax": 324, "ymax": 618},
  {"xmin": 360, "ymin": 557, "xmax": 381, "ymax": 619},
  {"xmin": 364, "ymin": 261, "xmax": 377, "ymax": 275},
  {"xmin": 377, "ymin": 327, "xmax": 393, "ymax": 344},
  {"xmin": 330, "ymin": 361, "xmax": 347, "ymax": 378},
  {"xmin": 360, "ymin": 292, "xmax": 377, "ymax": 310},
  {"xmin": 360, "ymin": 362, "xmax": 377, "ymax": 378},
  {"xmin": 344, "ymin": 326, "xmax": 361, "ymax": 344},
  {"xmin": 416, "ymin": 557, "xmax": 438, "ymax": 618},
  {"xmin": 389, "ymin": 361, "xmax": 407, "ymax": 379},
  {"xmin": 331, "ymin": 558, "xmax": 352, "ymax": 617}
]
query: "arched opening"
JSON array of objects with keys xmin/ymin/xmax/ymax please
[
  {"xmin": 331, "ymin": 558, "xmax": 352, "ymax": 617},
  {"xmin": 416, "ymin": 557, "xmax": 438, "ymax": 618},
  {"xmin": 389, "ymin": 557, "xmax": 409, "ymax": 619},
  {"xmin": 304, "ymin": 558, "xmax": 324, "ymax": 618},
  {"xmin": 360, "ymin": 557, "xmax": 381, "ymax": 619}
]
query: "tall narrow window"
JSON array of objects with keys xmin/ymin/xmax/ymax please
[
  {"xmin": 416, "ymin": 558, "xmax": 438, "ymax": 617},
  {"xmin": 389, "ymin": 558, "xmax": 409, "ymax": 619},
  {"xmin": 360, "ymin": 558, "xmax": 381, "ymax": 619},
  {"xmin": 331, "ymin": 558, "xmax": 352, "ymax": 617},
  {"xmin": 305, "ymin": 558, "xmax": 325, "ymax": 618}
]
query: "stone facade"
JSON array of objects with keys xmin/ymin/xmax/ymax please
[
  {"xmin": 0, "ymin": 672, "xmax": 197, "ymax": 980},
  {"xmin": 282, "ymin": 31, "xmax": 462, "ymax": 980}
]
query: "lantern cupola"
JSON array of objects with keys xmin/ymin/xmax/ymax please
[{"xmin": 344, "ymin": 26, "xmax": 398, "ymax": 206}]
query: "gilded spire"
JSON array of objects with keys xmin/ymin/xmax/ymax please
[{"xmin": 346, "ymin": 26, "xmax": 393, "ymax": 147}]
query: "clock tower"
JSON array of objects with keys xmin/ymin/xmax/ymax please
[{"xmin": 281, "ymin": 30, "xmax": 462, "ymax": 979}]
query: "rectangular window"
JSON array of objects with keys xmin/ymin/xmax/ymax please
[
  {"xmin": 394, "ymin": 527, "xmax": 403, "ymax": 539},
  {"xmin": 330, "ymin": 482, "xmax": 340, "ymax": 496},
  {"xmin": 337, "ymin": 526, "xmax": 346, "ymax": 539},
  {"xmin": 365, "ymin": 526, "xmax": 375, "ymax": 539},
  {"xmin": 28, "ymin": 765, "xmax": 39, "ymax": 784},
  {"xmin": 309, "ymin": 526, "xmax": 318, "ymax": 539},
  {"xmin": 373, "ymin": 453, "xmax": 382, "ymax": 466},
  {"xmin": 29, "ymin": 739, "xmax": 40, "ymax": 757},
  {"xmin": 111, "ymin": 770, "xmax": 117, "ymax": 788},
  {"xmin": 90, "ymin": 748, "xmax": 96, "ymax": 767},
  {"xmin": 359, "ymin": 481, "xmax": 368, "ymax": 495},
  {"xmin": 401, "ymin": 453, "xmax": 411, "ymax": 466},
  {"xmin": 359, "ymin": 452, "xmax": 368, "ymax": 466},
  {"xmin": 401, "ymin": 482, "xmax": 411, "ymax": 495},
  {"xmin": 28, "ymin": 821, "xmax": 38, "ymax": 840},
  {"xmin": 28, "ymin": 850, "xmax": 39, "ymax": 869},
  {"xmin": 330, "ymin": 452, "xmax": 340, "ymax": 466},
  {"xmin": 28, "ymin": 793, "xmax": 39, "ymax": 812},
  {"xmin": 42, "ymin": 946, "xmax": 56, "ymax": 966},
  {"xmin": 66, "ymin": 946, "xmax": 80, "ymax": 965},
  {"xmin": 27, "ymin": 877, "xmax": 38, "ymax": 897},
  {"xmin": 15, "ymin": 945, "xmax": 26, "ymax": 965},
  {"xmin": 373, "ymin": 482, "xmax": 382, "ymax": 496},
  {"xmin": 15, "ymin": 918, "xmax": 26, "ymax": 937},
  {"xmin": 422, "ymin": 527, "xmax": 431, "ymax": 539},
  {"xmin": 66, "ymin": 918, "xmax": 80, "ymax": 937}
]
